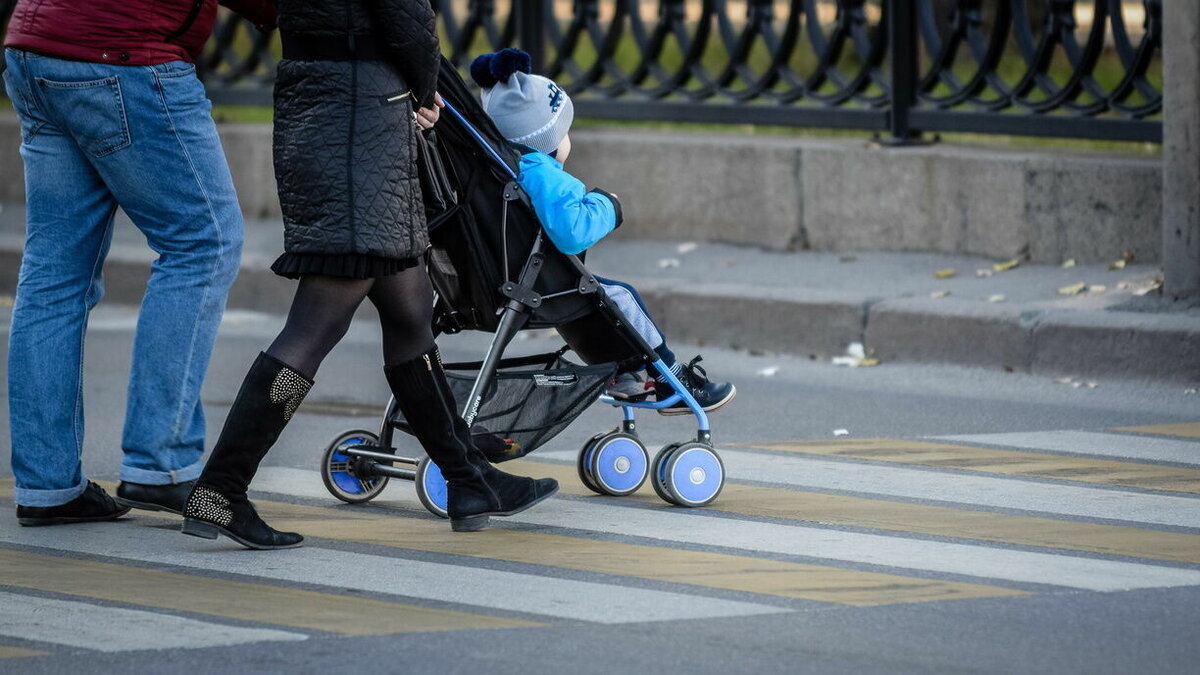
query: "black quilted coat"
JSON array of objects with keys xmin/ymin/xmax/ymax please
[{"xmin": 273, "ymin": 0, "xmax": 438, "ymax": 263}]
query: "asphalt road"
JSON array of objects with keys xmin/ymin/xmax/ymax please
[{"xmin": 1, "ymin": 303, "xmax": 1199, "ymax": 674}]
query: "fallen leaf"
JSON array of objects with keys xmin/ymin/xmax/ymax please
[
  {"xmin": 676, "ymin": 242, "xmax": 698, "ymax": 254},
  {"xmin": 1108, "ymin": 259, "xmax": 1127, "ymax": 271},
  {"xmin": 1117, "ymin": 281, "xmax": 1134, "ymax": 290},
  {"xmin": 1058, "ymin": 282, "xmax": 1088, "ymax": 296},
  {"xmin": 0, "ymin": 295, "xmax": 13, "ymax": 309},
  {"xmin": 1061, "ymin": 259, "xmax": 1077, "ymax": 269},
  {"xmin": 839, "ymin": 255, "xmax": 858, "ymax": 263},
  {"xmin": 858, "ymin": 358, "xmax": 881, "ymax": 367},
  {"xmin": 975, "ymin": 269, "xmax": 994, "ymax": 278},
  {"xmin": 993, "ymin": 258, "xmax": 1021, "ymax": 272},
  {"xmin": 1054, "ymin": 377, "xmax": 1074, "ymax": 384},
  {"xmin": 833, "ymin": 429, "xmax": 850, "ymax": 437},
  {"xmin": 757, "ymin": 366, "xmax": 780, "ymax": 377},
  {"xmin": 930, "ymin": 290, "xmax": 951, "ymax": 298},
  {"xmin": 657, "ymin": 258, "xmax": 681, "ymax": 269},
  {"xmin": 1088, "ymin": 285, "xmax": 1107, "ymax": 295},
  {"xmin": 988, "ymin": 294, "xmax": 1006, "ymax": 303},
  {"xmin": 1133, "ymin": 279, "xmax": 1163, "ymax": 296},
  {"xmin": 934, "ymin": 268, "xmax": 956, "ymax": 279}
]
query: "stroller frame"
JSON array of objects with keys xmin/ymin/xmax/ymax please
[{"xmin": 318, "ymin": 96, "xmax": 725, "ymax": 513}]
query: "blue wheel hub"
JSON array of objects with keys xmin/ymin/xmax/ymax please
[
  {"xmin": 421, "ymin": 459, "xmax": 449, "ymax": 512},
  {"xmin": 330, "ymin": 439, "xmax": 374, "ymax": 495},
  {"xmin": 668, "ymin": 446, "xmax": 723, "ymax": 505},
  {"xmin": 591, "ymin": 436, "xmax": 647, "ymax": 495}
]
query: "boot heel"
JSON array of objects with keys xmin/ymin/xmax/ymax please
[
  {"xmin": 181, "ymin": 518, "xmax": 220, "ymax": 539},
  {"xmin": 451, "ymin": 515, "xmax": 489, "ymax": 532}
]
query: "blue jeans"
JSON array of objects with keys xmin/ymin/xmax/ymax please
[{"xmin": 4, "ymin": 49, "xmax": 243, "ymax": 506}]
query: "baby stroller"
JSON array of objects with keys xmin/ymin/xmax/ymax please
[{"xmin": 317, "ymin": 59, "xmax": 725, "ymax": 514}]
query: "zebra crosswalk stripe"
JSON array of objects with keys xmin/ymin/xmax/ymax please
[
  {"xmin": 254, "ymin": 468, "xmax": 1200, "ymax": 593},
  {"xmin": 0, "ymin": 521, "xmax": 786, "ymax": 625},
  {"xmin": 0, "ymin": 591, "xmax": 307, "ymax": 652},
  {"xmin": 932, "ymin": 430, "xmax": 1200, "ymax": 466}
]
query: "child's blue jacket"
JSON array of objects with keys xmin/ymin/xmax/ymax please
[{"xmin": 515, "ymin": 151, "xmax": 623, "ymax": 256}]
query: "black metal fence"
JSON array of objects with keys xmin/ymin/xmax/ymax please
[{"xmin": 10, "ymin": 1, "xmax": 1165, "ymax": 142}]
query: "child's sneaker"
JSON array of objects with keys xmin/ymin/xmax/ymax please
[
  {"xmin": 606, "ymin": 370, "xmax": 656, "ymax": 401},
  {"xmin": 654, "ymin": 356, "xmax": 736, "ymax": 416}
]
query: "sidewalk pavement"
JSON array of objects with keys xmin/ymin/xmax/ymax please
[{"xmin": 2, "ymin": 204, "xmax": 1197, "ymax": 382}]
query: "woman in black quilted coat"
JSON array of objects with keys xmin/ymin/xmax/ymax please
[{"xmin": 181, "ymin": 0, "xmax": 558, "ymax": 549}]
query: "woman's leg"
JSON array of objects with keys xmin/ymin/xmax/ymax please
[
  {"xmin": 369, "ymin": 267, "xmax": 558, "ymax": 531},
  {"xmin": 183, "ymin": 275, "xmax": 372, "ymax": 549}
]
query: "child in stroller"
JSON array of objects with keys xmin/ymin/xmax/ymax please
[{"xmin": 469, "ymin": 49, "xmax": 736, "ymax": 416}]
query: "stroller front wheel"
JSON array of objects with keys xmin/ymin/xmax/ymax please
[
  {"xmin": 415, "ymin": 457, "xmax": 450, "ymax": 518},
  {"xmin": 657, "ymin": 442, "xmax": 725, "ymax": 507},
  {"xmin": 321, "ymin": 430, "xmax": 389, "ymax": 504},
  {"xmin": 584, "ymin": 431, "xmax": 649, "ymax": 497}
]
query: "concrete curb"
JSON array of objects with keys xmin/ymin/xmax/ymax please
[{"xmin": 2, "ymin": 243, "xmax": 1197, "ymax": 383}]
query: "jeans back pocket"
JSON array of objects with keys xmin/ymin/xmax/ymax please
[{"xmin": 36, "ymin": 75, "xmax": 132, "ymax": 158}]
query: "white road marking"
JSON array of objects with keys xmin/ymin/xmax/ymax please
[
  {"xmin": 532, "ymin": 449, "xmax": 1200, "ymax": 528},
  {"xmin": 0, "ymin": 520, "xmax": 787, "ymax": 625},
  {"xmin": 0, "ymin": 591, "xmax": 306, "ymax": 652},
  {"xmin": 932, "ymin": 430, "xmax": 1200, "ymax": 466},
  {"xmin": 255, "ymin": 468, "xmax": 1200, "ymax": 592}
]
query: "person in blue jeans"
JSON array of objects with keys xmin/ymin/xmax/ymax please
[
  {"xmin": 2, "ymin": 0, "xmax": 276, "ymax": 526},
  {"xmin": 471, "ymin": 49, "xmax": 736, "ymax": 415}
]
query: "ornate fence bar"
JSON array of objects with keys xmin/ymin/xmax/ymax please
[{"xmin": 12, "ymin": 0, "xmax": 1162, "ymax": 142}]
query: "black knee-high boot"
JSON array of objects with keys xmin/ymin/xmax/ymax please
[
  {"xmin": 385, "ymin": 348, "xmax": 559, "ymax": 532},
  {"xmin": 182, "ymin": 352, "xmax": 312, "ymax": 550}
]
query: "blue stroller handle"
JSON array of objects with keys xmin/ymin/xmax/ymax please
[{"xmin": 440, "ymin": 99, "xmax": 519, "ymax": 181}]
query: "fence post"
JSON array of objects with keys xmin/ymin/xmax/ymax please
[
  {"xmin": 519, "ymin": 0, "xmax": 546, "ymax": 73},
  {"xmin": 886, "ymin": 0, "xmax": 920, "ymax": 143},
  {"xmin": 1163, "ymin": 0, "xmax": 1200, "ymax": 299}
]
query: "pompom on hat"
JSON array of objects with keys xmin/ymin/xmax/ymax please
[{"xmin": 470, "ymin": 49, "xmax": 574, "ymax": 156}]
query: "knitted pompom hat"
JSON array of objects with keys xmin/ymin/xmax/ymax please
[{"xmin": 470, "ymin": 49, "xmax": 574, "ymax": 156}]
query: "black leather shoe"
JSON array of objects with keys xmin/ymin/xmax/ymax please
[
  {"xmin": 16, "ymin": 481, "xmax": 130, "ymax": 527},
  {"xmin": 115, "ymin": 480, "xmax": 196, "ymax": 515}
]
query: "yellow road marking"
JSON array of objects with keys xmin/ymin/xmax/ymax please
[
  {"xmin": 0, "ymin": 646, "xmax": 46, "ymax": 659},
  {"xmin": 503, "ymin": 461, "xmax": 1200, "ymax": 565},
  {"xmin": 733, "ymin": 438, "xmax": 1200, "ymax": 494},
  {"xmin": 1115, "ymin": 423, "xmax": 1200, "ymax": 439},
  {"xmin": 0, "ymin": 480, "xmax": 1020, "ymax": 607},
  {"xmin": 232, "ymin": 503, "xmax": 1022, "ymax": 607},
  {"xmin": 0, "ymin": 549, "xmax": 536, "ymax": 635}
]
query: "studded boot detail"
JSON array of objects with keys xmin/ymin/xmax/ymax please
[
  {"xmin": 385, "ymin": 348, "xmax": 559, "ymax": 532},
  {"xmin": 182, "ymin": 352, "xmax": 311, "ymax": 550}
]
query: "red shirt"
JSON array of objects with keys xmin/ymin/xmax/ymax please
[{"xmin": 4, "ymin": 0, "xmax": 275, "ymax": 66}]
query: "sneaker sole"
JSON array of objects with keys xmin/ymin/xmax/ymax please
[
  {"xmin": 17, "ymin": 507, "xmax": 131, "ymax": 527},
  {"xmin": 450, "ymin": 483, "xmax": 561, "ymax": 532},
  {"xmin": 181, "ymin": 518, "xmax": 303, "ymax": 550},
  {"xmin": 114, "ymin": 496, "xmax": 183, "ymax": 516},
  {"xmin": 657, "ymin": 386, "xmax": 737, "ymax": 417}
]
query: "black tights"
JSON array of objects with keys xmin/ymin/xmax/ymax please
[{"xmin": 266, "ymin": 264, "xmax": 436, "ymax": 379}]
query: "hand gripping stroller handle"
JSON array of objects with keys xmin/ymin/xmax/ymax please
[{"xmin": 440, "ymin": 99, "xmax": 519, "ymax": 181}]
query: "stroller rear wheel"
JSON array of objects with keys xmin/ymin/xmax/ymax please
[
  {"xmin": 651, "ymin": 443, "xmax": 682, "ymax": 505},
  {"xmin": 415, "ymin": 457, "xmax": 450, "ymax": 518},
  {"xmin": 581, "ymin": 431, "xmax": 648, "ymax": 497},
  {"xmin": 656, "ymin": 442, "xmax": 725, "ymax": 507},
  {"xmin": 577, "ymin": 430, "xmax": 611, "ymax": 495},
  {"xmin": 321, "ymin": 430, "xmax": 389, "ymax": 504}
]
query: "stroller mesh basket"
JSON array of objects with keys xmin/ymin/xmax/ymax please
[{"xmin": 396, "ymin": 350, "xmax": 616, "ymax": 463}]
